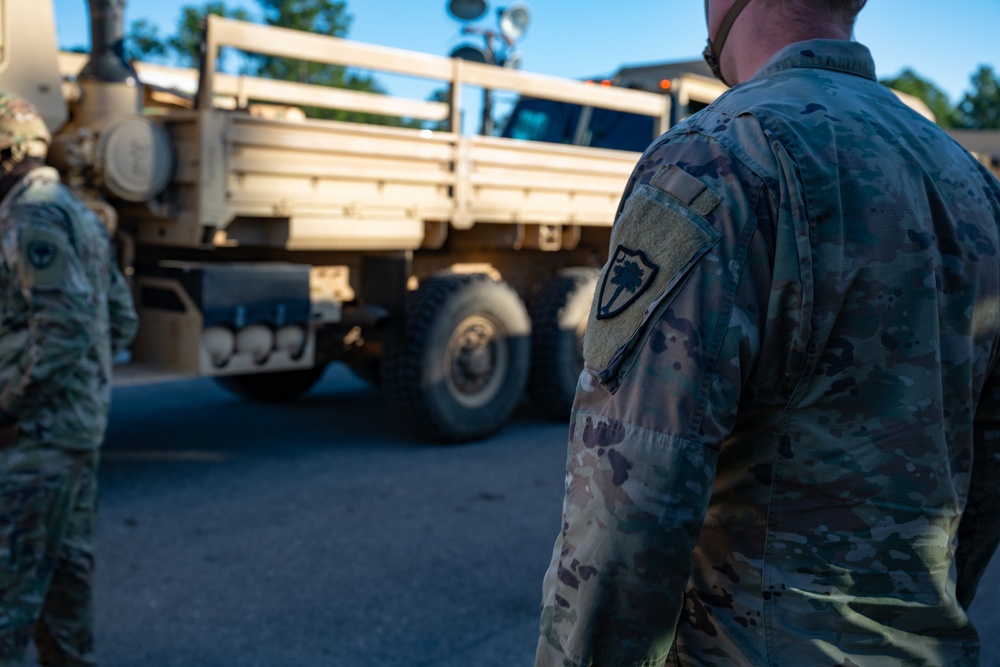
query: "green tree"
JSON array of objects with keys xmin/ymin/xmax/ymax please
[
  {"xmin": 253, "ymin": 0, "xmax": 399, "ymax": 124},
  {"xmin": 880, "ymin": 68, "xmax": 960, "ymax": 128},
  {"xmin": 168, "ymin": 2, "xmax": 254, "ymax": 69},
  {"xmin": 957, "ymin": 65, "xmax": 1000, "ymax": 130},
  {"xmin": 125, "ymin": 18, "xmax": 167, "ymax": 63},
  {"xmin": 125, "ymin": 1, "xmax": 428, "ymax": 127},
  {"xmin": 125, "ymin": 2, "xmax": 253, "ymax": 68},
  {"xmin": 424, "ymin": 87, "xmax": 451, "ymax": 132},
  {"xmin": 255, "ymin": 0, "xmax": 350, "ymax": 82}
]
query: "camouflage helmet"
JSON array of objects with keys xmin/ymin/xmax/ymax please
[{"xmin": 0, "ymin": 92, "xmax": 50, "ymax": 159}]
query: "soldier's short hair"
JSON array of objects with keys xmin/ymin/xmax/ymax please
[
  {"xmin": 762, "ymin": 0, "xmax": 867, "ymax": 28},
  {"xmin": 823, "ymin": 0, "xmax": 867, "ymax": 22}
]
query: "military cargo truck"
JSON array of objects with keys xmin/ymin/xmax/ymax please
[
  {"xmin": 499, "ymin": 60, "xmax": 724, "ymax": 152},
  {"xmin": 8, "ymin": 2, "xmax": 957, "ymax": 443},
  {"xmin": 3, "ymin": 1, "xmax": 734, "ymax": 442},
  {"xmin": 500, "ymin": 57, "xmax": 939, "ymax": 152},
  {"xmin": 947, "ymin": 129, "xmax": 1000, "ymax": 180}
]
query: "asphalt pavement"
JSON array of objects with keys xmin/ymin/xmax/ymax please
[{"xmin": 18, "ymin": 364, "xmax": 1000, "ymax": 666}]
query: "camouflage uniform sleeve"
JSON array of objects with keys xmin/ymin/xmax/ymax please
[
  {"xmin": 537, "ymin": 118, "xmax": 791, "ymax": 666},
  {"xmin": 107, "ymin": 251, "xmax": 138, "ymax": 356},
  {"xmin": 0, "ymin": 203, "xmax": 99, "ymax": 417},
  {"xmin": 956, "ymin": 359, "xmax": 1000, "ymax": 608}
]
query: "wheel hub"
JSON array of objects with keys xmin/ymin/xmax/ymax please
[{"xmin": 444, "ymin": 315, "xmax": 509, "ymax": 409}]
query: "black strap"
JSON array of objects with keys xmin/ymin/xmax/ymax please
[{"xmin": 714, "ymin": 0, "xmax": 753, "ymax": 54}]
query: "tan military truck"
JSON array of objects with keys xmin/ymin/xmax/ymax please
[
  {"xmin": 4, "ymin": 1, "xmax": 731, "ymax": 442},
  {"xmin": 947, "ymin": 130, "xmax": 1000, "ymax": 180}
]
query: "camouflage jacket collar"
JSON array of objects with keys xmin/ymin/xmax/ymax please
[{"xmin": 752, "ymin": 38, "xmax": 877, "ymax": 83}]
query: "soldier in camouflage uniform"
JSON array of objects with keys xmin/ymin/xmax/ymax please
[
  {"xmin": 536, "ymin": 1, "xmax": 1000, "ymax": 665},
  {"xmin": 0, "ymin": 93, "xmax": 138, "ymax": 666}
]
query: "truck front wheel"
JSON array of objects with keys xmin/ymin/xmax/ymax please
[
  {"xmin": 385, "ymin": 274, "xmax": 531, "ymax": 443},
  {"xmin": 528, "ymin": 268, "xmax": 599, "ymax": 421},
  {"xmin": 214, "ymin": 365, "xmax": 327, "ymax": 403}
]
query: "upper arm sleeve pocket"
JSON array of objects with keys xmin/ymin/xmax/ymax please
[
  {"xmin": 583, "ymin": 183, "xmax": 721, "ymax": 386},
  {"xmin": 18, "ymin": 225, "xmax": 69, "ymax": 290}
]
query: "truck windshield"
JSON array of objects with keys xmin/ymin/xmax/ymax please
[
  {"xmin": 501, "ymin": 98, "xmax": 655, "ymax": 153},
  {"xmin": 501, "ymin": 98, "xmax": 581, "ymax": 144},
  {"xmin": 585, "ymin": 108, "xmax": 655, "ymax": 152}
]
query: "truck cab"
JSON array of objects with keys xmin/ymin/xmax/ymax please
[
  {"xmin": 501, "ymin": 60, "xmax": 726, "ymax": 152},
  {"xmin": 500, "ymin": 58, "xmax": 941, "ymax": 155},
  {"xmin": 1, "ymin": 1, "xmax": 681, "ymax": 443}
]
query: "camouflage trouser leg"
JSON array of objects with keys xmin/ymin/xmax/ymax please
[{"xmin": 0, "ymin": 442, "xmax": 98, "ymax": 667}]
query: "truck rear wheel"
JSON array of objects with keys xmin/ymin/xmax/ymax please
[
  {"xmin": 385, "ymin": 274, "xmax": 531, "ymax": 443},
  {"xmin": 214, "ymin": 365, "xmax": 327, "ymax": 403},
  {"xmin": 528, "ymin": 268, "xmax": 599, "ymax": 421},
  {"xmin": 346, "ymin": 357, "xmax": 382, "ymax": 388}
]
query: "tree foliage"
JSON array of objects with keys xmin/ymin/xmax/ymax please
[
  {"xmin": 881, "ymin": 65, "xmax": 1000, "ymax": 130},
  {"xmin": 880, "ymin": 68, "xmax": 961, "ymax": 129},
  {"xmin": 958, "ymin": 65, "xmax": 1000, "ymax": 130},
  {"xmin": 171, "ymin": 2, "xmax": 253, "ymax": 69},
  {"xmin": 124, "ymin": 18, "xmax": 167, "ymax": 63},
  {"xmin": 128, "ymin": 2, "xmax": 251, "ymax": 68},
  {"xmin": 124, "ymin": 0, "xmax": 428, "ymax": 126},
  {"xmin": 253, "ymin": 0, "xmax": 393, "ymax": 124},
  {"xmin": 254, "ymin": 0, "xmax": 350, "ymax": 82}
]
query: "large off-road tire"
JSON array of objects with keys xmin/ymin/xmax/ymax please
[
  {"xmin": 345, "ymin": 357, "xmax": 382, "ymax": 388},
  {"xmin": 528, "ymin": 267, "xmax": 599, "ymax": 421},
  {"xmin": 385, "ymin": 274, "xmax": 531, "ymax": 443},
  {"xmin": 214, "ymin": 365, "xmax": 327, "ymax": 403}
]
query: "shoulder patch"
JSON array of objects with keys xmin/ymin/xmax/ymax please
[
  {"xmin": 27, "ymin": 239, "xmax": 58, "ymax": 269},
  {"xmin": 18, "ymin": 226, "xmax": 68, "ymax": 288},
  {"xmin": 596, "ymin": 246, "xmax": 659, "ymax": 320},
  {"xmin": 583, "ymin": 183, "xmax": 721, "ymax": 381}
]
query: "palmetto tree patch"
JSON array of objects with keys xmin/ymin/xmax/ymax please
[
  {"xmin": 597, "ymin": 246, "xmax": 659, "ymax": 320},
  {"xmin": 581, "ymin": 176, "xmax": 720, "ymax": 379},
  {"xmin": 19, "ymin": 226, "xmax": 68, "ymax": 288},
  {"xmin": 27, "ymin": 239, "xmax": 57, "ymax": 269}
]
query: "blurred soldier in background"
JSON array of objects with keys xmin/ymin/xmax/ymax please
[
  {"xmin": 536, "ymin": 0, "xmax": 1000, "ymax": 665},
  {"xmin": 0, "ymin": 92, "xmax": 138, "ymax": 666}
]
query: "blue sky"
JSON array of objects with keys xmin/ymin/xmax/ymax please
[{"xmin": 54, "ymin": 0, "xmax": 998, "ymax": 105}]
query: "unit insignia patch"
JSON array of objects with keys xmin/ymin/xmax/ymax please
[
  {"xmin": 26, "ymin": 239, "xmax": 58, "ymax": 269},
  {"xmin": 596, "ymin": 245, "xmax": 659, "ymax": 320}
]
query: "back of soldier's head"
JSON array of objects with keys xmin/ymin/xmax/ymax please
[
  {"xmin": 759, "ymin": 0, "xmax": 867, "ymax": 30},
  {"xmin": 0, "ymin": 92, "xmax": 51, "ymax": 173}
]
